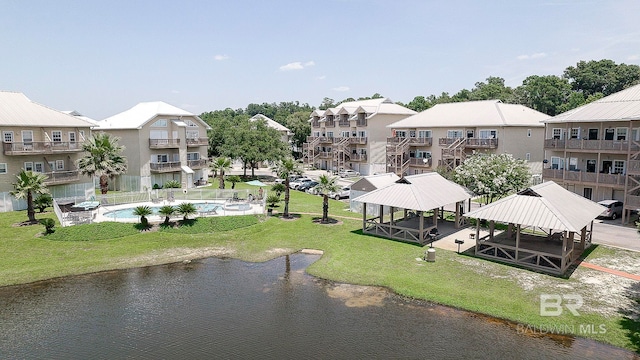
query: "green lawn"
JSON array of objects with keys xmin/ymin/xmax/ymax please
[{"xmin": 1, "ymin": 192, "xmax": 639, "ymax": 353}]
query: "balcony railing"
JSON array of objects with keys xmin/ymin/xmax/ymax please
[
  {"xmin": 628, "ymin": 160, "xmax": 640, "ymax": 175},
  {"xmin": 348, "ymin": 137, "xmax": 368, "ymax": 144},
  {"xmin": 324, "ymin": 120, "xmax": 335, "ymax": 127},
  {"xmin": 318, "ymin": 137, "xmax": 333, "ymax": 143},
  {"xmin": 319, "ymin": 152, "xmax": 332, "ymax": 158},
  {"xmin": 465, "ymin": 138, "xmax": 498, "ymax": 148},
  {"xmin": 3, "ymin": 141, "xmax": 82, "ymax": 155},
  {"xmin": 150, "ymin": 161, "xmax": 182, "ymax": 173},
  {"xmin": 409, "ymin": 157, "xmax": 432, "ymax": 167},
  {"xmin": 187, "ymin": 159, "xmax": 209, "ymax": 169},
  {"xmin": 43, "ymin": 170, "xmax": 80, "ymax": 185},
  {"xmin": 544, "ymin": 138, "xmax": 640, "ymax": 152},
  {"xmin": 186, "ymin": 137, "xmax": 208, "ymax": 147},
  {"xmin": 356, "ymin": 120, "xmax": 367, "ymax": 127},
  {"xmin": 542, "ymin": 168, "xmax": 626, "ymax": 186},
  {"xmin": 349, "ymin": 154, "xmax": 367, "ymax": 161},
  {"xmin": 338, "ymin": 120, "xmax": 350, "ymax": 127},
  {"xmin": 149, "ymin": 139, "xmax": 180, "ymax": 148}
]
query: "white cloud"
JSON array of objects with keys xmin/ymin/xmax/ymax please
[
  {"xmin": 214, "ymin": 54, "xmax": 229, "ymax": 61},
  {"xmin": 628, "ymin": 54, "xmax": 640, "ymax": 61},
  {"xmin": 332, "ymin": 86, "xmax": 350, "ymax": 92},
  {"xmin": 171, "ymin": 90, "xmax": 180, "ymax": 94},
  {"xmin": 279, "ymin": 60, "xmax": 315, "ymax": 71},
  {"xmin": 516, "ymin": 52, "xmax": 547, "ymax": 60},
  {"xmin": 316, "ymin": 75, "xmax": 326, "ymax": 80}
]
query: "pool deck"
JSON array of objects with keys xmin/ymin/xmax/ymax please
[{"xmin": 95, "ymin": 199, "xmax": 265, "ymax": 223}]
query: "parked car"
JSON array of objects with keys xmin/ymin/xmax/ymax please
[
  {"xmin": 339, "ymin": 169, "xmax": 360, "ymax": 178},
  {"xmin": 275, "ymin": 175, "xmax": 303, "ymax": 184},
  {"xmin": 329, "ymin": 186, "xmax": 351, "ymax": 200},
  {"xmin": 298, "ymin": 181, "xmax": 319, "ymax": 192},
  {"xmin": 290, "ymin": 177, "xmax": 313, "ymax": 190},
  {"xmin": 598, "ymin": 200, "xmax": 623, "ymax": 220}
]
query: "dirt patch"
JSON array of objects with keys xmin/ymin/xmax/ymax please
[
  {"xmin": 118, "ymin": 247, "xmax": 236, "ymax": 267},
  {"xmin": 12, "ymin": 220, "xmax": 39, "ymax": 227},
  {"xmin": 311, "ymin": 217, "xmax": 342, "ymax": 225},
  {"xmin": 266, "ymin": 248, "xmax": 295, "ymax": 256},
  {"xmin": 326, "ymin": 283, "xmax": 388, "ymax": 307}
]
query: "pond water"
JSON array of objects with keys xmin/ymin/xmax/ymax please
[{"xmin": 0, "ymin": 254, "xmax": 634, "ymax": 359}]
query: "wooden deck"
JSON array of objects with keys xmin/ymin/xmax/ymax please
[{"xmin": 475, "ymin": 231, "xmax": 589, "ymax": 275}]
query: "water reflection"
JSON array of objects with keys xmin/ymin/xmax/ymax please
[{"xmin": 0, "ymin": 254, "xmax": 635, "ymax": 360}]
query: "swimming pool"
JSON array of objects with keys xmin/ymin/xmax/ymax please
[
  {"xmin": 103, "ymin": 202, "xmax": 224, "ymax": 219},
  {"xmin": 224, "ymin": 203, "xmax": 252, "ymax": 211}
]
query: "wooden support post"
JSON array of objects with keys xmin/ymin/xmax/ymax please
[
  {"xmin": 515, "ymin": 224, "xmax": 521, "ymax": 263},
  {"xmin": 362, "ymin": 203, "xmax": 367, "ymax": 230}
]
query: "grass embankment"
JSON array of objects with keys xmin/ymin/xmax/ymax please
[{"xmin": 1, "ymin": 188, "xmax": 638, "ymax": 353}]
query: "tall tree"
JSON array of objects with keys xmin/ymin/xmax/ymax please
[
  {"xmin": 11, "ymin": 169, "xmax": 49, "ymax": 223},
  {"xmin": 563, "ymin": 59, "xmax": 640, "ymax": 96},
  {"xmin": 271, "ymin": 158, "xmax": 302, "ymax": 218},
  {"xmin": 453, "ymin": 153, "xmax": 530, "ymax": 205},
  {"xmin": 514, "ymin": 75, "xmax": 572, "ymax": 116},
  {"xmin": 210, "ymin": 157, "xmax": 232, "ymax": 189},
  {"xmin": 285, "ymin": 111, "xmax": 312, "ymax": 157},
  {"xmin": 314, "ymin": 174, "xmax": 340, "ymax": 223},
  {"xmin": 77, "ymin": 132, "xmax": 127, "ymax": 194}
]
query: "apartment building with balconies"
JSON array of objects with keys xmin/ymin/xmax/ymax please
[
  {"xmin": 0, "ymin": 91, "xmax": 95, "ymax": 211},
  {"xmin": 386, "ymin": 100, "xmax": 547, "ymax": 176},
  {"xmin": 94, "ymin": 101, "xmax": 211, "ymax": 191},
  {"xmin": 303, "ymin": 98, "xmax": 416, "ymax": 175},
  {"xmin": 542, "ymin": 84, "xmax": 640, "ymax": 222}
]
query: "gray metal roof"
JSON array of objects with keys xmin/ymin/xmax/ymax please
[
  {"xmin": 465, "ymin": 181, "xmax": 606, "ymax": 232},
  {"xmin": 351, "ymin": 173, "xmax": 400, "ymax": 192},
  {"xmin": 544, "ymin": 83, "xmax": 640, "ymax": 123},
  {"xmin": 352, "ymin": 172, "xmax": 472, "ymax": 211},
  {"xmin": 0, "ymin": 91, "xmax": 95, "ymax": 128},
  {"xmin": 387, "ymin": 100, "xmax": 547, "ymax": 128}
]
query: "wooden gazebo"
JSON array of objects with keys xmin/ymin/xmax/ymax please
[
  {"xmin": 465, "ymin": 181, "xmax": 606, "ymax": 275},
  {"xmin": 352, "ymin": 173, "xmax": 472, "ymax": 245}
]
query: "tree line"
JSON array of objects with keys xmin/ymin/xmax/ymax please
[{"xmin": 201, "ymin": 59, "xmax": 640, "ymax": 160}]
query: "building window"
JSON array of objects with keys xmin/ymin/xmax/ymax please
[
  {"xmin": 186, "ymin": 130, "xmax": 199, "ymax": 139},
  {"xmin": 568, "ymin": 157, "xmax": 578, "ymax": 171},
  {"xmin": 34, "ymin": 162, "xmax": 44, "ymax": 173},
  {"xmin": 525, "ymin": 153, "xmax": 530, "ymax": 161},
  {"xmin": 478, "ymin": 130, "xmax": 497, "ymax": 139},
  {"xmin": 313, "ymin": 132, "xmax": 320, "ymax": 137},
  {"xmin": 418, "ymin": 130, "xmax": 431, "ymax": 138},
  {"xmin": 552, "ymin": 128, "xmax": 563, "ymax": 139},
  {"xmin": 22, "ymin": 130, "xmax": 33, "ymax": 144},
  {"xmin": 466, "ymin": 130, "xmax": 474, "ymax": 138},
  {"xmin": 416, "ymin": 150, "xmax": 431, "ymax": 158},
  {"xmin": 358, "ymin": 131, "xmax": 366, "ymax": 138},
  {"xmin": 395, "ymin": 130, "xmax": 407, "ymax": 138},
  {"xmin": 24, "ymin": 162, "xmax": 34, "ymax": 171},
  {"xmin": 409, "ymin": 130, "xmax": 416, "ymax": 138},
  {"xmin": 633, "ymin": 128, "xmax": 640, "ymax": 141},
  {"xmin": 79, "ymin": 130, "xmax": 85, "ymax": 140},
  {"xmin": 154, "ymin": 154, "xmax": 169, "ymax": 163},
  {"xmin": 3, "ymin": 131, "xmax": 13, "ymax": 142},
  {"xmin": 527, "ymin": 129, "xmax": 531, "ymax": 137},
  {"xmin": 341, "ymin": 131, "xmax": 350, "ymax": 137},
  {"xmin": 326, "ymin": 131, "xmax": 334, "ymax": 138},
  {"xmin": 588, "ymin": 128, "xmax": 598, "ymax": 140},
  {"xmin": 586, "ymin": 159, "xmax": 596, "ymax": 172},
  {"xmin": 52, "ymin": 131, "xmax": 62, "ymax": 142},
  {"xmin": 152, "ymin": 119, "xmax": 168, "ymax": 127},
  {"xmin": 187, "ymin": 152, "xmax": 200, "ymax": 160},
  {"xmin": 447, "ymin": 130, "xmax": 464, "ymax": 138},
  {"xmin": 56, "ymin": 160, "xmax": 64, "ymax": 170},
  {"xmin": 616, "ymin": 128, "xmax": 627, "ymax": 140},
  {"xmin": 0, "ymin": 163, "xmax": 6, "ymax": 174},
  {"xmin": 570, "ymin": 128, "xmax": 580, "ymax": 139},
  {"xmin": 185, "ymin": 119, "xmax": 198, "ymax": 127},
  {"xmin": 550, "ymin": 157, "xmax": 564, "ymax": 170},
  {"xmin": 69, "ymin": 132, "xmax": 76, "ymax": 142},
  {"xmin": 613, "ymin": 160, "xmax": 625, "ymax": 174}
]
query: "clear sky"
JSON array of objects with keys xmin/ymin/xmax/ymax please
[{"xmin": 1, "ymin": 0, "xmax": 639, "ymax": 120}]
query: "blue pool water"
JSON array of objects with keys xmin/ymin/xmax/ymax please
[{"xmin": 104, "ymin": 202, "xmax": 224, "ymax": 219}]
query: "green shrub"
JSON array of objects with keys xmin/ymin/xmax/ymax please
[
  {"xmin": 153, "ymin": 183, "xmax": 162, "ymax": 190},
  {"xmin": 266, "ymin": 194, "xmax": 281, "ymax": 207},
  {"xmin": 34, "ymin": 194, "xmax": 53, "ymax": 213},
  {"xmin": 39, "ymin": 218, "xmax": 55, "ymax": 234},
  {"xmin": 164, "ymin": 180, "xmax": 181, "ymax": 189}
]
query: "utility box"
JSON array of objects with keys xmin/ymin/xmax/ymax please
[{"xmin": 425, "ymin": 248, "xmax": 436, "ymax": 262}]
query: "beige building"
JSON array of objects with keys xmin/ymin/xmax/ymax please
[
  {"xmin": 95, "ymin": 101, "xmax": 211, "ymax": 191},
  {"xmin": 250, "ymin": 114, "xmax": 292, "ymax": 145},
  {"xmin": 0, "ymin": 91, "xmax": 95, "ymax": 211},
  {"xmin": 385, "ymin": 100, "xmax": 547, "ymax": 176},
  {"xmin": 542, "ymin": 83, "xmax": 640, "ymax": 222},
  {"xmin": 303, "ymin": 98, "xmax": 416, "ymax": 175}
]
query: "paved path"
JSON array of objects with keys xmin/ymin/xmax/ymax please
[{"xmin": 579, "ymin": 261, "xmax": 640, "ymax": 281}]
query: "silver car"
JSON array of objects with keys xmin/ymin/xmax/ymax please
[{"xmin": 597, "ymin": 200, "xmax": 623, "ymax": 220}]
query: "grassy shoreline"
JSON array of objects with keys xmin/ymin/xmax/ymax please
[{"xmin": 1, "ymin": 194, "xmax": 638, "ymax": 353}]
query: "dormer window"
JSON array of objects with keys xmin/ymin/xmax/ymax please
[{"xmin": 152, "ymin": 119, "xmax": 168, "ymax": 127}]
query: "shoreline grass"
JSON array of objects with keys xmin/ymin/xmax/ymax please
[{"xmin": 1, "ymin": 192, "xmax": 639, "ymax": 354}]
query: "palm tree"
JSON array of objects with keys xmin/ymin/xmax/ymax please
[
  {"xmin": 11, "ymin": 169, "xmax": 49, "ymax": 223},
  {"xmin": 210, "ymin": 157, "xmax": 232, "ymax": 189},
  {"xmin": 177, "ymin": 202, "xmax": 197, "ymax": 221},
  {"xmin": 158, "ymin": 205, "xmax": 176, "ymax": 225},
  {"xmin": 271, "ymin": 158, "xmax": 302, "ymax": 218},
  {"xmin": 133, "ymin": 205, "xmax": 153, "ymax": 227},
  {"xmin": 227, "ymin": 175, "xmax": 241, "ymax": 189},
  {"xmin": 314, "ymin": 174, "xmax": 340, "ymax": 223},
  {"xmin": 77, "ymin": 132, "xmax": 128, "ymax": 194}
]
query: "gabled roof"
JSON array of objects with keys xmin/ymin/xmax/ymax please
[
  {"xmin": 351, "ymin": 172, "xmax": 400, "ymax": 192},
  {"xmin": 330, "ymin": 98, "xmax": 416, "ymax": 116},
  {"xmin": 387, "ymin": 100, "xmax": 547, "ymax": 128},
  {"xmin": 96, "ymin": 101, "xmax": 210, "ymax": 130},
  {"xmin": 352, "ymin": 172, "xmax": 472, "ymax": 211},
  {"xmin": 465, "ymin": 181, "xmax": 606, "ymax": 232},
  {"xmin": 250, "ymin": 114, "xmax": 291, "ymax": 133},
  {"xmin": 544, "ymin": 83, "xmax": 640, "ymax": 123},
  {"xmin": 62, "ymin": 110, "xmax": 99, "ymax": 125},
  {"xmin": 0, "ymin": 91, "xmax": 94, "ymax": 128}
]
